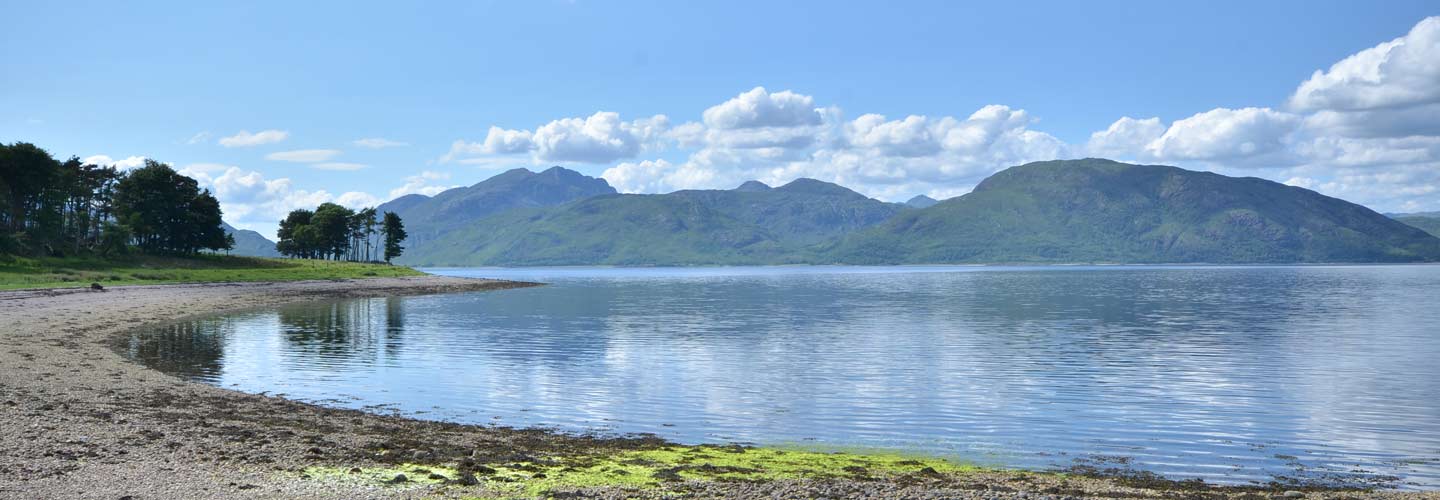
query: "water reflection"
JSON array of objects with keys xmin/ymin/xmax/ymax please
[{"xmin": 124, "ymin": 266, "xmax": 1440, "ymax": 488}]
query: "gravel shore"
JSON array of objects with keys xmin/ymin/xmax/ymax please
[{"xmin": 1, "ymin": 276, "xmax": 1434, "ymax": 499}]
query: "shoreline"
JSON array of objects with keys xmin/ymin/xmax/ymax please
[{"xmin": 1, "ymin": 276, "xmax": 1434, "ymax": 499}]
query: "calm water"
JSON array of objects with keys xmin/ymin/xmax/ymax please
[{"xmin": 122, "ymin": 266, "xmax": 1440, "ymax": 488}]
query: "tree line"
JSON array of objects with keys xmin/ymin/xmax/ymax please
[
  {"xmin": 276, "ymin": 204, "xmax": 406, "ymax": 262},
  {"xmin": 1, "ymin": 142, "xmax": 231, "ymax": 256}
]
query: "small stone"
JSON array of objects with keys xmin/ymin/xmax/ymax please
[
  {"xmin": 348, "ymin": 467, "xmax": 362, "ymax": 474},
  {"xmin": 389, "ymin": 473, "xmax": 408, "ymax": 483},
  {"xmin": 453, "ymin": 472, "xmax": 479, "ymax": 486},
  {"xmin": 1283, "ymin": 492, "xmax": 1304, "ymax": 499},
  {"xmin": 427, "ymin": 473, "xmax": 446, "ymax": 481}
]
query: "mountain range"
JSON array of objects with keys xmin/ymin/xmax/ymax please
[
  {"xmin": 372, "ymin": 159, "xmax": 1440, "ymax": 266},
  {"xmin": 1392, "ymin": 213, "xmax": 1440, "ymax": 238},
  {"xmin": 220, "ymin": 222, "xmax": 281, "ymax": 258}
]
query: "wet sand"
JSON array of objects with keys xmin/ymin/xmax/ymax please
[{"xmin": 1, "ymin": 276, "xmax": 1434, "ymax": 499}]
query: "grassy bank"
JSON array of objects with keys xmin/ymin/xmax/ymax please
[
  {"xmin": 0, "ymin": 254, "xmax": 424, "ymax": 290},
  {"xmin": 302, "ymin": 444, "xmax": 980, "ymax": 498}
]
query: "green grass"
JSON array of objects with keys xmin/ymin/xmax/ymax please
[
  {"xmin": 300, "ymin": 444, "xmax": 978, "ymax": 498},
  {"xmin": 0, "ymin": 253, "xmax": 424, "ymax": 290}
]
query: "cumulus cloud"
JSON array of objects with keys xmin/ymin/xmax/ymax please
[
  {"xmin": 481, "ymin": 126, "xmax": 534, "ymax": 154},
  {"xmin": 847, "ymin": 114, "xmax": 942, "ymax": 158},
  {"xmin": 1085, "ymin": 117, "xmax": 1165, "ymax": 160},
  {"xmin": 353, "ymin": 137, "xmax": 408, "ymax": 148},
  {"xmin": 702, "ymin": 87, "xmax": 822, "ymax": 129},
  {"xmin": 219, "ymin": 129, "xmax": 288, "ymax": 147},
  {"xmin": 602, "ymin": 159, "xmax": 717, "ymax": 194},
  {"xmin": 388, "ymin": 170, "xmax": 457, "ymax": 199},
  {"xmin": 532, "ymin": 112, "xmax": 669, "ymax": 163},
  {"xmin": 1145, "ymin": 107, "xmax": 1300, "ymax": 162},
  {"xmin": 1289, "ymin": 17, "xmax": 1440, "ymax": 113},
  {"xmin": 266, "ymin": 149, "xmax": 342, "ymax": 162},
  {"xmin": 179, "ymin": 163, "xmax": 429, "ymax": 238},
  {"xmin": 82, "ymin": 155, "xmax": 147, "ymax": 170},
  {"xmin": 626, "ymin": 101, "xmax": 1069, "ymax": 202},
  {"xmin": 446, "ymin": 112, "xmax": 669, "ymax": 164}
]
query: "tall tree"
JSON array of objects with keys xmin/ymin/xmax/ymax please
[
  {"xmin": 382, "ymin": 211, "xmax": 406, "ymax": 263},
  {"xmin": 112, "ymin": 160, "xmax": 228, "ymax": 254},
  {"xmin": 276, "ymin": 209, "xmax": 316, "ymax": 258},
  {"xmin": 311, "ymin": 203, "xmax": 354, "ymax": 260},
  {"xmin": 0, "ymin": 142, "xmax": 61, "ymax": 233}
]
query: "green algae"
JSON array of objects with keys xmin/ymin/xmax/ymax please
[{"xmin": 298, "ymin": 444, "xmax": 978, "ymax": 498}]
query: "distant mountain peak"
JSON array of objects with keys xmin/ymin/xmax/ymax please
[
  {"xmin": 775, "ymin": 178, "xmax": 865, "ymax": 199},
  {"xmin": 374, "ymin": 164, "xmax": 617, "ymax": 236},
  {"xmin": 905, "ymin": 195, "xmax": 939, "ymax": 208},
  {"xmin": 735, "ymin": 180, "xmax": 772, "ymax": 192}
]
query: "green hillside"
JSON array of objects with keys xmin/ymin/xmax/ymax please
[
  {"xmin": 832, "ymin": 159, "xmax": 1440, "ymax": 264},
  {"xmin": 377, "ymin": 166, "xmax": 616, "ymax": 247},
  {"xmin": 399, "ymin": 178, "xmax": 903, "ymax": 266},
  {"xmin": 220, "ymin": 222, "xmax": 280, "ymax": 257},
  {"xmin": 1394, "ymin": 214, "xmax": 1440, "ymax": 238}
]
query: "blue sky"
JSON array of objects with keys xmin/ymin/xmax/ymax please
[{"xmin": 4, "ymin": 1, "xmax": 1438, "ymax": 237}]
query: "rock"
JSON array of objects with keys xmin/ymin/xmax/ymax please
[
  {"xmin": 90, "ymin": 283, "xmax": 105, "ymax": 291},
  {"xmin": 388, "ymin": 473, "xmax": 408, "ymax": 483},
  {"xmin": 453, "ymin": 472, "xmax": 479, "ymax": 486},
  {"xmin": 427, "ymin": 473, "xmax": 446, "ymax": 481},
  {"xmin": 348, "ymin": 467, "xmax": 362, "ymax": 474},
  {"xmin": 653, "ymin": 468, "xmax": 684, "ymax": 482},
  {"xmin": 1283, "ymin": 492, "xmax": 1304, "ymax": 498}
]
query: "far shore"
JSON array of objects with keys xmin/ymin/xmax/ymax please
[{"xmin": 1, "ymin": 275, "xmax": 1434, "ymax": 499}]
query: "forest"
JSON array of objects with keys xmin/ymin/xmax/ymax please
[{"xmin": 0, "ymin": 142, "xmax": 230, "ymax": 257}]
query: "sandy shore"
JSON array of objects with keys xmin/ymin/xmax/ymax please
[{"xmin": 1, "ymin": 276, "xmax": 1435, "ymax": 499}]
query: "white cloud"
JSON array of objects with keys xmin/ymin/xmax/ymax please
[
  {"xmin": 1289, "ymin": 17, "xmax": 1440, "ymax": 113},
  {"xmin": 847, "ymin": 114, "xmax": 942, "ymax": 158},
  {"xmin": 602, "ymin": 159, "xmax": 717, "ymax": 194},
  {"xmin": 185, "ymin": 131, "xmax": 211, "ymax": 145},
  {"xmin": 336, "ymin": 191, "xmax": 381, "ymax": 208},
  {"xmin": 702, "ymin": 86, "xmax": 822, "ymax": 129},
  {"xmin": 82, "ymin": 155, "xmax": 147, "ymax": 170},
  {"xmin": 312, "ymin": 162, "xmax": 367, "ymax": 171},
  {"xmin": 532, "ymin": 112, "xmax": 669, "ymax": 163},
  {"xmin": 481, "ymin": 126, "xmax": 534, "ymax": 154},
  {"xmin": 218, "ymin": 129, "xmax": 288, "ymax": 147},
  {"xmin": 180, "ymin": 165, "xmax": 386, "ymax": 238},
  {"xmin": 388, "ymin": 170, "xmax": 457, "ymax": 199},
  {"xmin": 611, "ymin": 101, "xmax": 1069, "ymax": 203},
  {"xmin": 1145, "ymin": 107, "xmax": 1300, "ymax": 162},
  {"xmin": 449, "ymin": 112, "xmax": 670, "ymax": 164},
  {"xmin": 353, "ymin": 137, "xmax": 408, "ymax": 148},
  {"xmin": 266, "ymin": 149, "xmax": 342, "ymax": 162},
  {"xmin": 1085, "ymin": 117, "xmax": 1165, "ymax": 160}
]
